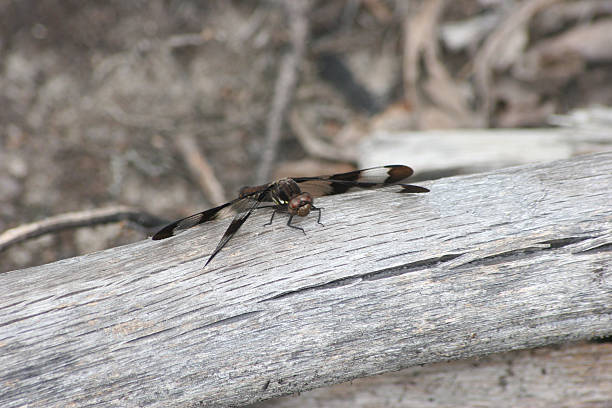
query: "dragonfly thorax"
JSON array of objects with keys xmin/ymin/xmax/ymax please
[
  {"xmin": 271, "ymin": 178, "xmax": 313, "ymax": 216},
  {"xmin": 271, "ymin": 178, "xmax": 300, "ymax": 203}
]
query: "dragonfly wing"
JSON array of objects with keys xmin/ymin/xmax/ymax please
[
  {"xmin": 205, "ymin": 190, "xmax": 268, "ymax": 266},
  {"xmin": 152, "ymin": 187, "xmax": 267, "ymax": 240},
  {"xmin": 292, "ymin": 165, "xmax": 427, "ymax": 197},
  {"xmin": 152, "ymin": 201, "xmax": 234, "ymax": 240}
]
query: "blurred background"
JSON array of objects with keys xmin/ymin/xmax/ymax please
[{"xmin": 1, "ymin": 0, "xmax": 612, "ymax": 273}]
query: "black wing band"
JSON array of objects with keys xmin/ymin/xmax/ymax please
[
  {"xmin": 152, "ymin": 201, "xmax": 233, "ymax": 240},
  {"xmin": 151, "ymin": 186, "xmax": 270, "ymax": 240},
  {"xmin": 205, "ymin": 189, "xmax": 269, "ymax": 266},
  {"xmin": 292, "ymin": 165, "xmax": 414, "ymax": 184},
  {"xmin": 399, "ymin": 184, "xmax": 430, "ymax": 193},
  {"xmin": 309, "ymin": 179, "xmax": 429, "ymax": 195},
  {"xmin": 291, "ymin": 165, "xmax": 426, "ymax": 197}
]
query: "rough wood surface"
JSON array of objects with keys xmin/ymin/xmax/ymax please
[
  {"xmin": 2, "ymin": 152, "xmax": 612, "ymax": 408},
  {"xmin": 250, "ymin": 342, "xmax": 612, "ymax": 408}
]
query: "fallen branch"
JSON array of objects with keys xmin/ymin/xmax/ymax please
[
  {"xmin": 359, "ymin": 126, "xmax": 612, "ymax": 177},
  {"xmin": 1, "ymin": 153, "xmax": 611, "ymax": 407},
  {"xmin": 256, "ymin": 0, "xmax": 311, "ymax": 183},
  {"xmin": 255, "ymin": 342, "xmax": 612, "ymax": 408},
  {"xmin": 176, "ymin": 133, "xmax": 227, "ymax": 206},
  {"xmin": 0, "ymin": 206, "xmax": 165, "ymax": 252}
]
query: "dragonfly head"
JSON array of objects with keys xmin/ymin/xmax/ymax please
[{"xmin": 288, "ymin": 192, "xmax": 313, "ymax": 217}]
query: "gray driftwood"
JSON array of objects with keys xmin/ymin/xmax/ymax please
[
  {"xmin": 359, "ymin": 112, "xmax": 612, "ymax": 177},
  {"xmin": 2, "ymin": 152, "xmax": 612, "ymax": 408},
  {"xmin": 252, "ymin": 342, "xmax": 612, "ymax": 408}
]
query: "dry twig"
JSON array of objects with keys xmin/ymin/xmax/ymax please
[
  {"xmin": 256, "ymin": 0, "xmax": 311, "ymax": 183},
  {"xmin": 176, "ymin": 133, "xmax": 227, "ymax": 206},
  {"xmin": 0, "ymin": 206, "xmax": 165, "ymax": 253}
]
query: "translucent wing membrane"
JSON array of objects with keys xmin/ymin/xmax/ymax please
[
  {"xmin": 151, "ymin": 202, "xmax": 234, "ymax": 240},
  {"xmin": 293, "ymin": 165, "xmax": 425, "ymax": 197},
  {"xmin": 204, "ymin": 190, "xmax": 268, "ymax": 266},
  {"xmin": 151, "ymin": 187, "xmax": 269, "ymax": 240}
]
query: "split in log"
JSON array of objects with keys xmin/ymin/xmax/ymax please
[{"xmin": 1, "ymin": 152, "xmax": 611, "ymax": 407}]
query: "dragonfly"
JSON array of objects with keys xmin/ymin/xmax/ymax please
[{"xmin": 152, "ymin": 165, "xmax": 429, "ymax": 266}]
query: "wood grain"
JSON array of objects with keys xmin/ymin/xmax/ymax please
[
  {"xmin": 1, "ymin": 152, "xmax": 611, "ymax": 408},
  {"xmin": 251, "ymin": 342, "xmax": 612, "ymax": 408}
]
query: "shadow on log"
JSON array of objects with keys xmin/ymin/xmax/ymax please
[{"xmin": 1, "ymin": 152, "xmax": 611, "ymax": 407}]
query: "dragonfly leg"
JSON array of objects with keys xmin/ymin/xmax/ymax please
[
  {"xmin": 312, "ymin": 206, "xmax": 324, "ymax": 226},
  {"xmin": 254, "ymin": 205, "xmax": 277, "ymax": 227},
  {"xmin": 287, "ymin": 215, "xmax": 306, "ymax": 235},
  {"xmin": 263, "ymin": 209, "xmax": 277, "ymax": 226}
]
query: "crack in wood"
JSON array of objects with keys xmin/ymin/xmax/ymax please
[
  {"xmin": 260, "ymin": 234, "xmax": 606, "ymax": 303},
  {"xmin": 363, "ymin": 254, "xmax": 465, "ymax": 280},
  {"xmin": 126, "ymin": 327, "xmax": 177, "ymax": 344},
  {"xmin": 54, "ymin": 286, "xmax": 103, "ymax": 300},
  {"xmin": 539, "ymin": 236, "xmax": 592, "ymax": 249},
  {"xmin": 262, "ymin": 276, "xmax": 363, "ymax": 301},
  {"xmin": 261, "ymin": 254, "xmax": 464, "ymax": 302},
  {"xmin": 455, "ymin": 236, "xmax": 596, "ymax": 269},
  {"xmin": 173, "ymin": 310, "xmax": 263, "ymax": 337},
  {"xmin": 575, "ymin": 243, "xmax": 612, "ymax": 254}
]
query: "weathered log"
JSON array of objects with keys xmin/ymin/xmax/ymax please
[
  {"xmin": 1, "ymin": 152, "xmax": 611, "ymax": 408},
  {"xmin": 251, "ymin": 342, "xmax": 612, "ymax": 408},
  {"xmin": 359, "ymin": 127, "xmax": 612, "ymax": 177}
]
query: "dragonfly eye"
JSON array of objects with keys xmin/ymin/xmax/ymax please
[
  {"xmin": 296, "ymin": 203, "xmax": 311, "ymax": 216},
  {"xmin": 288, "ymin": 193, "xmax": 313, "ymax": 216}
]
